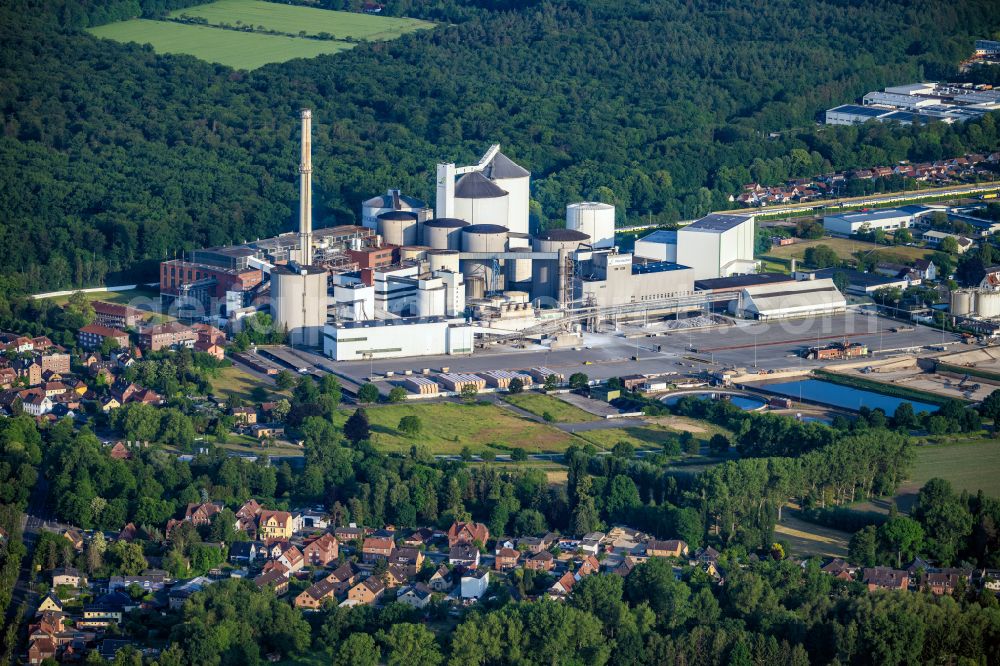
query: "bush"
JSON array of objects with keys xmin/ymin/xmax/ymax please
[
  {"xmin": 542, "ymin": 411, "xmax": 554, "ymax": 422},
  {"xmin": 398, "ymin": 415, "xmax": 421, "ymax": 435}
]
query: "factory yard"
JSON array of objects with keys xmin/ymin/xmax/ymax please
[
  {"xmin": 170, "ymin": 0, "xmax": 432, "ymax": 41},
  {"xmin": 89, "ymin": 1, "xmax": 431, "ymax": 69}
]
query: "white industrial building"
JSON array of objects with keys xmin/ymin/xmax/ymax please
[
  {"xmin": 825, "ymin": 83, "xmax": 1000, "ymax": 126},
  {"xmin": 323, "ymin": 318, "xmax": 474, "ymax": 361},
  {"xmin": 676, "ymin": 213, "xmax": 756, "ymax": 280},
  {"xmin": 361, "ymin": 190, "xmax": 432, "ymax": 230},
  {"xmin": 331, "ymin": 266, "xmax": 465, "ymax": 319},
  {"xmin": 634, "ymin": 230, "xmax": 677, "ymax": 262},
  {"xmin": 577, "ymin": 251, "xmax": 694, "ymax": 309},
  {"xmin": 436, "ymin": 145, "xmax": 530, "ymax": 236},
  {"xmin": 733, "ymin": 278, "xmax": 846, "ymax": 321},
  {"xmin": 823, "ymin": 206, "xmax": 932, "ymax": 236}
]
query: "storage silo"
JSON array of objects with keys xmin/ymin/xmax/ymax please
[
  {"xmin": 483, "ymin": 152, "xmax": 530, "ymax": 236},
  {"xmin": 361, "ymin": 189, "xmax": 431, "ymax": 230},
  {"xmin": 532, "ymin": 229, "xmax": 590, "ymax": 304},
  {"xmin": 426, "ymin": 249, "xmax": 460, "ymax": 274},
  {"xmin": 977, "ymin": 291, "xmax": 1000, "ymax": 318},
  {"xmin": 950, "ymin": 289, "xmax": 974, "ymax": 316},
  {"xmin": 462, "ymin": 224, "xmax": 508, "ymax": 294},
  {"xmin": 453, "ymin": 172, "xmax": 510, "ymax": 228},
  {"xmin": 567, "ymin": 202, "xmax": 615, "ymax": 249},
  {"xmin": 400, "ymin": 246, "xmax": 429, "ymax": 262},
  {"xmin": 271, "ymin": 263, "xmax": 328, "ymax": 347},
  {"xmin": 465, "ymin": 276, "xmax": 486, "ymax": 300},
  {"xmin": 377, "ymin": 211, "xmax": 419, "ymax": 247},
  {"xmin": 422, "ymin": 218, "xmax": 469, "ymax": 250},
  {"xmin": 506, "ymin": 246, "xmax": 533, "ymax": 292}
]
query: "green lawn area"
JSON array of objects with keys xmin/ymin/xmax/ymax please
[
  {"xmin": 171, "ymin": 0, "xmax": 432, "ymax": 41},
  {"xmin": 39, "ymin": 287, "xmax": 160, "ymax": 308},
  {"xmin": 906, "ymin": 438, "xmax": 1000, "ymax": 497},
  {"xmin": 574, "ymin": 425, "xmax": 681, "ymax": 451},
  {"xmin": 89, "ymin": 19, "xmax": 354, "ymax": 69},
  {"xmin": 211, "ymin": 365, "xmax": 271, "ymax": 402},
  {"xmin": 333, "ymin": 402, "xmax": 575, "ymax": 455},
  {"xmin": 502, "ymin": 392, "xmax": 598, "ymax": 423},
  {"xmin": 775, "ymin": 509, "xmax": 851, "ymax": 559},
  {"xmin": 765, "ymin": 236, "xmax": 932, "ymax": 266}
]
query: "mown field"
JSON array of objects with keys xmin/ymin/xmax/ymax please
[
  {"xmin": 575, "ymin": 424, "xmax": 682, "ymax": 450},
  {"xmin": 765, "ymin": 237, "xmax": 933, "ymax": 265},
  {"xmin": 502, "ymin": 392, "xmax": 598, "ymax": 423},
  {"xmin": 89, "ymin": 19, "xmax": 353, "ymax": 69},
  {"xmin": 171, "ymin": 0, "xmax": 432, "ymax": 40},
  {"xmin": 334, "ymin": 402, "xmax": 576, "ymax": 455},
  {"xmin": 905, "ymin": 439, "xmax": 1000, "ymax": 497}
]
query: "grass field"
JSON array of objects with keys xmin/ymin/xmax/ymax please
[
  {"xmin": 906, "ymin": 439, "xmax": 1000, "ymax": 497},
  {"xmin": 575, "ymin": 425, "xmax": 681, "ymax": 450},
  {"xmin": 776, "ymin": 509, "xmax": 851, "ymax": 558},
  {"xmin": 333, "ymin": 402, "xmax": 575, "ymax": 455},
  {"xmin": 39, "ymin": 287, "xmax": 160, "ymax": 308},
  {"xmin": 765, "ymin": 237, "xmax": 932, "ymax": 266},
  {"xmin": 211, "ymin": 365, "xmax": 272, "ymax": 402},
  {"xmin": 171, "ymin": 0, "xmax": 431, "ymax": 41},
  {"xmin": 90, "ymin": 19, "xmax": 354, "ymax": 69},
  {"xmin": 502, "ymin": 392, "xmax": 598, "ymax": 423}
]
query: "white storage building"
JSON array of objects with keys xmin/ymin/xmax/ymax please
[
  {"xmin": 676, "ymin": 213, "xmax": 756, "ymax": 280},
  {"xmin": 733, "ymin": 278, "xmax": 846, "ymax": 321},
  {"xmin": 634, "ymin": 230, "xmax": 677, "ymax": 262},
  {"xmin": 823, "ymin": 207, "xmax": 931, "ymax": 236},
  {"xmin": 323, "ymin": 318, "xmax": 473, "ymax": 361}
]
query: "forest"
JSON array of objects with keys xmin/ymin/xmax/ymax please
[{"xmin": 1, "ymin": 0, "xmax": 1000, "ymax": 305}]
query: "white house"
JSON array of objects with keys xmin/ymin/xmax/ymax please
[{"xmin": 460, "ymin": 569, "xmax": 489, "ymax": 599}]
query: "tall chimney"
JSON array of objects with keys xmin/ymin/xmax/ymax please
[{"xmin": 299, "ymin": 109, "xmax": 313, "ymax": 266}]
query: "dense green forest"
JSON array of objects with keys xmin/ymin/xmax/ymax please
[{"xmin": 0, "ymin": 0, "xmax": 999, "ymax": 303}]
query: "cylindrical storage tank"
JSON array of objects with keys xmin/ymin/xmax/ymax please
[
  {"xmin": 415, "ymin": 284, "xmax": 443, "ymax": 318},
  {"xmin": 422, "ymin": 218, "xmax": 469, "ymax": 250},
  {"xmin": 400, "ymin": 246, "xmax": 429, "ymax": 262},
  {"xmin": 532, "ymin": 229, "xmax": 590, "ymax": 303},
  {"xmin": 567, "ymin": 202, "xmax": 615, "ymax": 249},
  {"xmin": 950, "ymin": 290, "xmax": 974, "ymax": 316},
  {"xmin": 462, "ymin": 224, "xmax": 508, "ymax": 294},
  {"xmin": 977, "ymin": 291, "xmax": 1000, "ymax": 318},
  {"xmin": 377, "ymin": 211, "xmax": 419, "ymax": 247},
  {"xmin": 271, "ymin": 265, "xmax": 328, "ymax": 347},
  {"xmin": 453, "ymin": 172, "xmax": 509, "ymax": 228},
  {"xmin": 506, "ymin": 246, "xmax": 533, "ymax": 289},
  {"xmin": 361, "ymin": 190, "xmax": 430, "ymax": 230},
  {"xmin": 426, "ymin": 249, "xmax": 460, "ymax": 274},
  {"xmin": 465, "ymin": 276, "xmax": 486, "ymax": 300},
  {"xmin": 485, "ymin": 152, "xmax": 531, "ymax": 236}
]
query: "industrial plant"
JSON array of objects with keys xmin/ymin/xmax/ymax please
[{"xmin": 159, "ymin": 111, "xmax": 851, "ymax": 361}]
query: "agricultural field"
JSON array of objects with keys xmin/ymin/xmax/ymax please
[
  {"xmin": 765, "ymin": 236, "xmax": 933, "ymax": 266},
  {"xmin": 89, "ymin": 19, "xmax": 353, "ymax": 69},
  {"xmin": 502, "ymin": 392, "xmax": 598, "ymax": 423},
  {"xmin": 333, "ymin": 402, "xmax": 575, "ymax": 455},
  {"xmin": 170, "ymin": 0, "xmax": 432, "ymax": 41}
]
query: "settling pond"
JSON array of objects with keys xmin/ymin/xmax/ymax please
[{"xmin": 761, "ymin": 379, "xmax": 939, "ymax": 414}]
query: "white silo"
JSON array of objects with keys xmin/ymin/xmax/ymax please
[
  {"xmin": 950, "ymin": 289, "xmax": 974, "ymax": 316},
  {"xmin": 567, "ymin": 202, "xmax": 615, "ymax": 249},
  {"xmin": 362, "ymin": 189, "xmax": 431, "ymax": 230},
  {"xmin": 532, "ymin": 229, "xmax": 590, "ymax": 303},
  {"xmin": 978, "ymin": 291, "xmax": 1000, "ymax": 318},
  {"xmin": 377, "ymin": 211, "xmax": 419, "ymax": 247},
  {"xmin": 453, "ymin": 172, "xmax": 509, "ymax": 228},
  {"xmin": 271, "ymin": 264, "xmax": 328, "ymax": 346},
  {"xmin": 506, "ymin": 246, "xmax": 533, "ymax": 292},
  {"xmin": 483, "ymin": 152, "xmax": 530, "ymax": 236},
  {"xmin": 422, "ymin": 218, "xmax": 469, "ymax": 250},
  {"xmin": 426, "ymin": 249, "xmax": 460, "ymax": 274},
  {"xmin": 462, "ymin": 224, "xmax": 508, "ymax": 294}
]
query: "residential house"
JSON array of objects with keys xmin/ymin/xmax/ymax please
[
  {"xmin": 138, "ymin": 322, "xmax": 198, "ymax": 351},
  {"xmin": 924, "ymin": 569, "xmax": 971, "ymax": 596},
  {"xmin": 524, "ymin": 551, "xmax": 555, "ymax": 572},
  {"xmin": 396, "ymin": 583, "xmax": 434, "ymax": 609},
  {"xmin": 258, "ymin": 509, "xmax": 294, "ymax": 540},
  {"xmin": 79, "ymin": 592, "xmax": 131, "ymax": 629},
  {"xmin": 22, "ymin": 392, "xmax": 53, "ymax": 416},
  {"xmin": 63, "ymin": 529, "xmax": 84, "ymax": 551},
  {"xmin": 460, "ymin": 569, "xmax": 489, "ymax": 599},
  {"xmin": 92, "ymin": 301, "xmax": 144, "ymax": 329},
  {"xmin": 231, "ymin": 406, "xmax": 257, "ymax": 425},
  {"xmin": 580, "ymin": 532, "xmax": 605, "ymax": 555},
  {"xmin": 168, "ymin": 576, "xmax": 214, "ymax": 610},
  {"xmin": 277, "ymin": 545, "xmax": 305, "ymax": 573},
  {"xmin": 494, "ymin": 547, "xmax": 520, "ymax": 571},
  {"xmin": 294, "ymin": 578, "xmax": 339, "ymax": 610},
  {"xmin": 294, "ymin": 510, "xmax": 330, "ymax": 533},
  {"xmin": 912, "ymin": 258, "xmax": 938, "ymax": 281},
  {"xmin": 193, "ymin": 338, "xmax": 225, "ymax": 360},
  {"xmin": 347, "ymin": 577, "xmax": 385, "ymax": 605},
  {"xmin": 401, "ymin": 527, "xmax": 437, "ymax": 547},
  {"xmin": 235, "ymin": 499, "xmax": 262, "ymax": 539},
  {"xmin": 254, "ymin": 569, "xmax": 289, "ymax": 595},
  {"xmin": 51, "ymin": 567, "xmax": 84, "ymax": 588},
  {"xmin": 577, "ymin": 554, "xmax": 601, "ymax": 576},
  {"xmin": 109, "ymin": 442, "xmax": 132, "ymax": 460},
  {"xmin": 109, "ymin": 572, "xmax": 167, "ymax": 593},
  {"xmin": 694, "ymin": 546, "xmax": 720, "ymax": 564},
  {"xmin": 863, "ymin": 567, "xmax": 910, "ymax": 591},
  {"xmin": 185, "ymin": 501, "xmax": 223, "ymax": 527},
  {"xmin": 821, "ymin": 558, "xmax": 856, "ymax": 581},
  {"xmin": 324, "ymin": 563, "xmax": 359, "ymax": 596},
  {"xmin": 28, "ymin": 637, "xmax": 57, "ymax": 665},
  {"xmin": 390, "ymin": 547, "xmax": 424, "ymax": 575},
  {"xmin": 385, "ymin": 564, "xmax": 410, "ymax": 588},
  {"xmin": 303, "ymin": 533, "xmax": 339, "ymax": 567},
  {"xmin": 550, "ymin": 571, "xmax": 577, "ymax": 597},
  {"xmin": 449, "ymin": 543, "xmax": 480, "ymax": 568},
  {"xmin": 612, "ymin": 556, "xmax": 637, "ymax": 577},
  {"xmin": 362, "ymin": 536, "xmax": 395, "ymax": 563},
  {"xmin": 447, "ymin": 521, "xmax": 490, "ymax": 548},
  {"xmin": 229, "ymin": 541, "xmax": 260, "ymax": 565},
  {"xmin": 38, "ymin": 592, "xmax": 64, "ymax": 614},
  {"xmin": 334, "ymin": 526, "xmax": 365, "ymax": 543},
  {"xmin": 645, "ymin": 539, "xmax": 689, "ymax": 559},
  {"xmin": 251, "ymin": 424, "xmax": 285, "ymax": 440},
  {"xmin": 429, "ymin": 566, "xmax": 453, "ymax": 593}
]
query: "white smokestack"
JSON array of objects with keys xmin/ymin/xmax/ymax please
[{"xmin": 299, "ymin": 109, "xmax": 313, "ymax": 266}]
